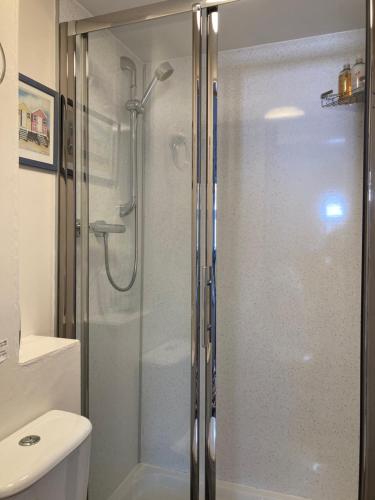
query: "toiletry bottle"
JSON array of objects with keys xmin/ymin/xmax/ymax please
[
  {"xmin": 338, "ymin": 64, "xmax": 352, "ymax": 97},
  {"xmin": 352, "ymin": 57, "xmax": 365, "ymax": 91}
]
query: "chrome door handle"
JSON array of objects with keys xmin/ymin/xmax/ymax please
[
  {"xmin": 201, "ymin": 266, "xmax": 208, "ymax": 348},
  {"xmin": 203, "ymin": 266, "xmax": 213, "ymax": 349}
]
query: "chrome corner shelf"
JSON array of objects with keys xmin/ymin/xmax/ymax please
[{"xmin": 321, "ymin": 88, "xmax": 365, "ymax": 108}]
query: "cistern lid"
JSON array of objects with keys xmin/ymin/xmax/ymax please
[{"xmin": 0, "ymin": 410, "xmax": 92, "ymax": 498}]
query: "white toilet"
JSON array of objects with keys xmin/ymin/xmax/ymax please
[{"xmin": 0, "ymin": 410, "xmax": 92, "ymax": 499}]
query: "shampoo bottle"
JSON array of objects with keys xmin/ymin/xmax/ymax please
[
  {"xmin": 338, "ymin": 64, "xmax": 352, "ymax": 97},
  {"xmin": 351, "ymin": 57, "xmax": 365, "ymax": 91}
]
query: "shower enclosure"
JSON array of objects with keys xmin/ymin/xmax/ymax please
[{"xmin": 58, "ymin": 0, "xmax": 375, "ymax": 498}]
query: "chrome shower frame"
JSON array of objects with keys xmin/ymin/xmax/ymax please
[
  {"xmin": 58, "ymin": 0, "xmax": 375, "ymax": 499},
  {"xmin": 360, "ymin": 0, "xmax": 375, "ymax": 498}
]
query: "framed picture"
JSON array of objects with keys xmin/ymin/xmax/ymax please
[{"xmin": 18, "ymin": 74, "xmax": 59, "ymax": 172}]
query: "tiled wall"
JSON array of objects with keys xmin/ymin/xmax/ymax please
[{"xmin": 141, "ymin": 29, "xmax": 364, "ymax": 500}]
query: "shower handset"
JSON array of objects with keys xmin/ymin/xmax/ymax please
[{"xmin": 98, "ymin": 59, "xmax": 175, "ymax": 292}]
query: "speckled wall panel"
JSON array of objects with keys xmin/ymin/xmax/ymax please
[
  {"xmin": 140, "ymin": 52, "xmax": 193, "ymax": 473},
  {"xmin": 216, "ymin": 29, "xmax": 364, "ymax": 500}
]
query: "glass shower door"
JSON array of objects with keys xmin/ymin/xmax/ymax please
[{"xmin": 75, "ymin": 8, "xmax": 199, "ymax": 500}]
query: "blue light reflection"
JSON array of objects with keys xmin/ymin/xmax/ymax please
[
  {"xmin": 320, "ymin": 193, "xmax": 347, "ymax": 226},
  {"xmin": 326, "ymin": 203, "xmax": 343, "ymax": 219}
]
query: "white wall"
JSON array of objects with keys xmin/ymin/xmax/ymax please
[
  {"xmin": 18, "ymin": 0, "xmax": 58, "ymax": 337},
  {"xmin": 0, "ymin": 0, "xmax": 80, "ymax": 443},
  {"xmin": 141, "ymin": 30, "xmax": 364, "ymax": 500},
  {"xmin": 60, "ymin": 0, "xmax": 91, "ymax": 22}
]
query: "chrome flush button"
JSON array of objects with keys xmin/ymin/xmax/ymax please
[{"xmin": 19, "ymin": 435, "xmax": 41, "ymax": 446}]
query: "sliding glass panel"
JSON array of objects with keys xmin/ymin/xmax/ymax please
[
  {"xmin": 76, "ymin": 11, "xmax": 194, "ymax": 500},
  {"xmin": 216, "ymin": 1, "xmax": 365, "ymax": 499},
  {"xmin": 81, "ymin": 26, "xmax": 143, "ymax": 500}
]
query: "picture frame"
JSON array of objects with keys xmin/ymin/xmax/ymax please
[{"xmin": 18, "ymin": 73, "xmax": 59, "ymax": 172}]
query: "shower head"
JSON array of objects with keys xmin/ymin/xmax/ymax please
[
  {"xmin": 140, "ymin": 61, "xmax": 174, "ymax": 107},
  {"xmin": 154, "ymin": 61, "xmax": 174, "ymax": 82}
]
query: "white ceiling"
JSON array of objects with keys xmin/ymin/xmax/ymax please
[{"xmin": 77, "ymin": 0, "xmax": 365, "ymax": 61}]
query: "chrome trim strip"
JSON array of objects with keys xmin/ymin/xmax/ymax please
[
  {"xmin": 58, "ymin": 22, "xmax": 67, "ymax": 339},
  {"xmin": 205, "ymin": 7, "xmax": 218, "ymax": 500},
  {"xmin": 360, "ymin": 1, "xmax": 375, "ymax": 498},
  {"xmin": 70, "ymin": 0, "xmax": 237, "ymax": 35},
  {"xmin": 79, "ymin": 34, "xmax": 90, "ymax": 418},
  {"xmin": 58, "ymin": 23, "xmax": 76, "ymax": 340},
  {"xmin": 191, "ymin": 5, "xmax": 202, "ymax": 500}
]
